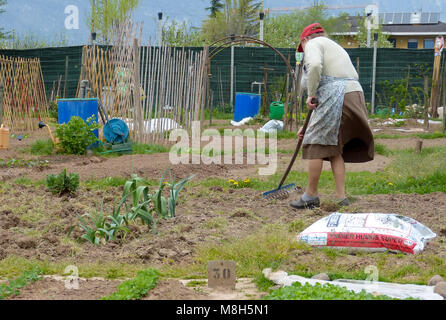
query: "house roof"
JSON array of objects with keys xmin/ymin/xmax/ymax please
[{"xmin": 333, "ymin": 15, "xmax": 446, "ymax": 36}]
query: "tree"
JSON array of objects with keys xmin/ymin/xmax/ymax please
[
  {"xmin": 355, "ymin": 14, "xmax": 393, "ymax": 48},
  {"xmin": 206, "ymin": 0, "xmax": 224, "ymax": 18},
  {"xmin": 9, "ymin": 31, "xmax": 67, "ymax": 49},
  {"xmin": 162, "ymin": 18, "xmax": 203, "ymax": 47},
  {"xmin": 0, "ymin": 0, "xmax": 9, "ymax": 42},
  {"xmin": 88, "ymin": 0, "xmax": 140, "ymax": 45},
  {"xmin": 201, "ymin": 0, "xmax": 262, "ymax": 43},
  {"xmin": 264, "ymin": 2, "xmax": 349, "ymax": 48}
]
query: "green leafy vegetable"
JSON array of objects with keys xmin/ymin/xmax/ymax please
[
  {"xmin": 46, "ymin": 169, "xmax": 79, "ymax": 195},
  {"xmin": 102, "ymin": 268, "xmax": 159, "ymax": 300}
]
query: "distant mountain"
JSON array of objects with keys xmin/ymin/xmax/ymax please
[{"xmin": 1, "ymin": 0, "xmax": 446, "ymax": 46}]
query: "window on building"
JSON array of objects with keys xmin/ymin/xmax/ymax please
[
  {"xmin": 389, "ymin": 38, "xmax": 397, "ymax": 48},
  {"xmin": 408, "ymin": 39, "xmax": 418, "ymax": 49},
  {"xmin": 424, "ymin": 39, "xmax": 434, "ymax": 49}
]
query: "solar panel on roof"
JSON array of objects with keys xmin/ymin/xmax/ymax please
[
  {"xmin": 385, "ymin": 13, "xmax": 394, "ymax": 24},
  {"xmin": 377, "ymin": 12, "xmax": 440, "ymax": 25},
  {"xmin": 402, "ymin": 13, "xmax": 412, "ymax": 24},
  {"xmin": 420, "ymin": 13, "xmax": 430, "ymax": 24},
  {"xmin": 430, "ymin": 13, "xmax": 440, "ymax": 23}
]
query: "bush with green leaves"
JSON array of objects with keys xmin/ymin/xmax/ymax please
[
  {"xmin": 55, "ymin": 115, "xmax": 99, "ymax": 155},
  {"xmin": 102, "ymin": 268, "xmax": 159, "ymax": 300},
  {"xmin": 46, "ymin": 169, "xmax": 79, "ymax": 195}
]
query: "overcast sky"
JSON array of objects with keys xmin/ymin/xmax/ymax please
[{"xmin": 1, "ymin": 0, "xmax": 446, "ymax": 45}]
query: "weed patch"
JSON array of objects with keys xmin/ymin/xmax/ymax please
[
  {"xmin": 30, "ymin": 139, "xmax": 54, "ymax": 155},
  {"xmin": 0, "ymin": 266, "xmax": 43, "ymax": 300},
  {"xmin": 102, "ymin": 268, "xmax": 160, "ymax": 300}
]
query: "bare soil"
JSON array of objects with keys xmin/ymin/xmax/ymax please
[{"xmin": 1, "ymin": 120, "xmax": 445, "ymax": 300}]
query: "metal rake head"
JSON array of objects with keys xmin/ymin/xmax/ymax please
[{"xmin": 263, "ymin": 184, "xmax": 303, "ymax": 200}]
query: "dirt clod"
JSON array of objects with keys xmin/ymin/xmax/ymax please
[
  {"xmin": 0, "ymin": 247, "xmax": 6, "ymax": 260},
  {"xmin": 17, "ymin": 237, "xmax": 37, "ymax": 249},
  {"xmin": 158, "ymin": 248, "xmax": 177, "ymax": 259}
]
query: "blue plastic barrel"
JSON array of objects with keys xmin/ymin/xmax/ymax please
[
  {"xmin": 58, "ymin": 98, "xmax": 99, "ymax": 139},
  {"xmin": 234, "ymin": 93, "xmax": 261, "ymax": 122}
]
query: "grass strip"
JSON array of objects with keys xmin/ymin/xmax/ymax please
[
  {"xmin": 0, "ymin": 266, "xmax": 43, "ymax": 300},
  {"xmin": 102, "ymin": 268, "xmax": 160, "ymax": 300},
  {"xmin": 375, "ymin": 132, "xmax": 446, "ymax": 140}
]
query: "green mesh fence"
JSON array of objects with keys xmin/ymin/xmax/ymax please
[{"xmin": 0, "ymin": 46, "xmax": 435, "ymax": 112}]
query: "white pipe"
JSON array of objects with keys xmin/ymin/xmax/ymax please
[{"xmin": 371, "ymin": 33, "xmax": 378, "ymax": 114}]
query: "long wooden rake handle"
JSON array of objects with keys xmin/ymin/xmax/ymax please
[{"xmin": 277, "ymin": 107, "xmax": 314, "ymax": 190}]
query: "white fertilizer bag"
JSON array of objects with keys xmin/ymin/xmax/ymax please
[{"xmin": 298, "ymin": 213, "xmax": 436, "ymax": 254}]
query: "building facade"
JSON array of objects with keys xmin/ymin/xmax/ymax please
[{"xmin": 335, "ymin": 12, "xmax": 446, "ymax": 49}]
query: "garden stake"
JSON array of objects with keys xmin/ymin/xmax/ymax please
[{"xmin": 263, "ymin": 106, "xmax": 314, "ymax": 200}]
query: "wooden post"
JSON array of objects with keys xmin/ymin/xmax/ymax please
[
  {"xmin": 64, "ymin": 56, "xmax": 69, "ymax": 98},
  {"xmin": 133, "ymin": 38, "xmax": 143, "ymax": 143},
  {"xmin": 430, "ymin": 52, "xmax": 442, "ymax": 118},
  {"xmin": 356, "ymin": 57, "xmax": 360, "ymax": 77},
  {"xmin": 283, "ymin": 78, "xmax": 290, "ymax": 129},
  {"xmin": 415, "ymin": 139, "xmax": 423, "ymax": 153},
  {"xmin": 260, "ymin": 65, "xmax": 274, "ymax": 117},
  {"xmin": 0, "ymin": 81, "xmax": 3, "ymax": 125}
]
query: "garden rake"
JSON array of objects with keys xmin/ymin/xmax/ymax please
[{"xmin": 263, "ymin": 107, "xmax": 314, "ymax": 200}]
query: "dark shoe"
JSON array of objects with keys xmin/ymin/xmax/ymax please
[
  {"xmin": 290, "ymin": 197, "xmax": 320, "ymax": 210},
  {"xmin": 338, "ymin": 198, "xmax": 350, "ymax": 207}
]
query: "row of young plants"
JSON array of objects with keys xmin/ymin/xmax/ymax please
[
  {"xmin": 263, "ymin": 281, "xmax": 416, "ymax": 300},
  {"xmin": 102, "ymin": 268, "xmax": 160, "ymax": 300},
  {"xmin": 0, "ymin": 266, "xmax": 43, "ymax": 300},
  {"xmin": 60, "ymin": 169, "xmax": 194, "ymax": 245},
  {"xmin": 0, "ymin": 158, "xmax": 49, "ymax": 168}
]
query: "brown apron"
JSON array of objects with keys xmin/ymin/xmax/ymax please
[{"xmin": 302, "ymin": 91, "xmax": 375, "ymax": 163}]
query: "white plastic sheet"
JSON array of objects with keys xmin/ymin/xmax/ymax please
[
  {"xmin": 230, "ymin": 117, "xmax": 253, "ymax": 127},
  {"xmin": 259, "ymin": 120, "xmax": 284, "ymax": 133},
  {"xmin": 119, "ymin": 118, "xmax": 181, "ymax": 133},
  {"xmin": 263, "ymin": 269, "xmax": 444, "ymax": 300}
]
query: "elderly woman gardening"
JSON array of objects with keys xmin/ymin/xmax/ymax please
[{"xmin": 290, "ymin": 23, "xmax": 375, "ymax": 210}]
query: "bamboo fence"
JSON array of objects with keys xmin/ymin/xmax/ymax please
[
  {"xmin": 77, "ymin": 19, "xmax": 209, "ymax": 144},
  {"xmin": 0, "ymin": 56, "xmax": 48, "ymax": 131}
]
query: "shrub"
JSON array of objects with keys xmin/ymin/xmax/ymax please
[
  {"xmin": 46, "ymin": 169, "xmax": 79, "ymax": 195},
  {"xmin": 55, "ymin": 116, "xmax": 99, "ymax": 155}
]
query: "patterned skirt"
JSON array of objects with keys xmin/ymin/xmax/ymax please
[{"xmin": 302, "ymin": 91, "xmax": 375, "ymax": 163}]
